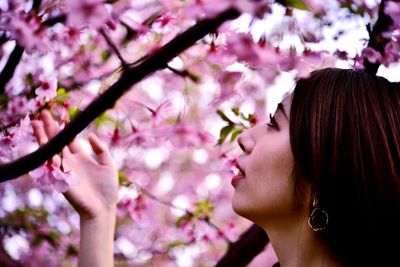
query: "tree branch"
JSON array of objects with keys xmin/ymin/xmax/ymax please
[
  {"xmin": 1, "ymin": 7, "xmax": 269, "ymax": 267},
  {"xmin": 363, "ymin": 0, "xmax": 393, "ymax": 74},
  {"xmin": 32, "ymin": 0, "xmax": 42, "ymax": 12},
  {"xmin": 0, "ymin": 44, "xmax": 24, "ymax": 94},
  {"xmin": 215, "ymin": 224, "xmax": 269, "ymax": 267},
  {"xmin": 42, "ymin": 15, "xmax": 67, "ymax": 27},
  {"xmin": 0, "ymin": 0, "xmax": 48, "ymax": 95},
  {"xmin": 131, "ymin": 182, "xmax": 232, "ymax": 244},
  {"xmin": 99, "ymin": 28, "xmax": 128, "ymax": 68},
  {"xmin": 0, "ymin": 7, "xmax": 241, "ymax": 182}
]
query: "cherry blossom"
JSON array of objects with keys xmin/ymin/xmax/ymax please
[
  {"xmin": 383, "ymin": 41, "xmax": 400, "ymax": 66},
  {"xmin": 362, "ymin": 47, "xmax": 383, "ymax": 64},
  {"xmin": 65, "ymin": 0, "xmax": 111, "ymax": 29},
  {"xmin": 0, "ymin": 0, "xmax": 398, "ymax": 265},
  {"xmin": 385, "ymin": 1, "xmax": 400, "ymax": 27},
  {"xmin": 227, "ymin": 33, "xmax": 281, "ymax": 68},
  {"xmin": 29, "ymin": 161, "xmax": 78, "ymax": 193},
  {"xmin": 35, "ymin": 76, "xmax": 58, "ymax": 101},
  {"xmin": 0, "ymin": 11, "xmax": 50, "ymax": 54},
  {"xmin": 210, "ymin": 71, "xmax": 243, "ymax": 107},
  {"xmin": 146, "ymin": 100, "xmax": 174, "ymax": 125}
]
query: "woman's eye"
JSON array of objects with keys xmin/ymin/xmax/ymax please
[{"xmin": 267, "ymin": 114, "xmax": 279, "ymax": 130}]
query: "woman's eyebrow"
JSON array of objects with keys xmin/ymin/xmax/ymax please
[{"xmin": 277, "ymin": 103, "xmax": 289, "ymax": 120}]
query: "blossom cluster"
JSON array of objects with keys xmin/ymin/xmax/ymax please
[{"xmin": 0, "ymin": 0, "xmax": 397, "ymax": 265}]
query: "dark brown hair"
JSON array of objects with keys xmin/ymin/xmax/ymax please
[{"xmin": 290, "ymin": 68, "xmax": 400, "ymax": 266}]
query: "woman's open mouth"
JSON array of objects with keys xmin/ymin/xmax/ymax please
[{"xmin": 231, "ymin": 161, "xmax": 246, "ymax": 187}]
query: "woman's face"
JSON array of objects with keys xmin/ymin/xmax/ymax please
[{"xmin": 232, "ymin": 96, "xmax": 305, "ymax": 226}]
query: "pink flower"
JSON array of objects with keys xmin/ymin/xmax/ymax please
[
  {"xmin": 385, "ymin": 1, "xmax": 400, "ymax": 26},
  {"xmin": 156, "ymin": 12, "xmax": 175, "ymax": 27},
  {"xmin": 120, "ymin": 17, "xmax": 150, "ymax": 36},
  {"xmin": 0, "ymin": 11, "xmax": 50, "ymax": 54},
  {"xmin": 383, "ymin": 42, "xmax": 400, "ymax": 66},
  {"xmin": 29, "ymin": 161, "xmax": 78, "ymax": 192},
  {"xmin": 117, "ymin": 196, "xmax": 146, "ymax": 221},
  {"xmin": 210, "ymin": 71, "xmax": 243, "ymax": 107},
  {"xmin": 66, "ymin": 0, "xmax": 110, "ymax": 29},
  {"xmin": 5, "ymin": 96, "xmax": 29, "ymax": 122},
  {"xmin": 35, "ymin": 76, "xmax": 57, "ymax": 101},
  {"xmin": 207, "ymin": 42, "xmax": 237, "ymax": 67},
  {"xmin": 124, "ymin": 128, "xmax": 157, "ymax": 148},
  {"xmin": 0, "ymin": 115, "xmax": 35, "ymax": 163},
  {"xmin": 0, "ymin": 133, "xmax": 17, "ymax": 155},
  {"xmin": 361, "ymin": 47, "xmax": 382, "ymax": 64},
  {"xmin": 227, "ymin": 33, "xmax": 281, "ymax": 68},
  {"xmin": 233, "ymin": 0, "xmax": 271, "ymax": 18},
  {"xmin": 146, "ymin": 100, "xmax": 173, "ymax": 125},
  {"xmin": 304, "ymin": 0, "xmax": 326, "ymax": 14},
  {"xmin": 156, "ymin": 124, "xmax": 215, "ymax": 148}
]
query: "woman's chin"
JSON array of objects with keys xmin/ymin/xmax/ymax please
[{"xmin": 231, "ymin": 194, "xmax": 252, "ymax": 219}]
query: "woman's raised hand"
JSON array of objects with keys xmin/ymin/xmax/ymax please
[
  {"xmin": 33, "ymin": 110, "xmax": 119, "ymax": 266},
  {"xmin": 32, "ymin": 110, "xmax": 119, "ymax": 220}
]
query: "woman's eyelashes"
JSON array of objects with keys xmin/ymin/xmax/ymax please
[{"xmin": 267, "ymin": 113, "xmax": 279, "ymax": 130}]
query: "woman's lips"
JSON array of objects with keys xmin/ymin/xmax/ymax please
[
  {"xmin": 231, "ymin": 173, "xmax": 245, "ymax": 187},
  {"xmin": 231, "ymin": 160, "xmax": 246, "ymax": 187}
]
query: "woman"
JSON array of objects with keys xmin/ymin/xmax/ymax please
[{"xmin": 32, "ymin": 68, "xmax": 400, "ymax": 266}]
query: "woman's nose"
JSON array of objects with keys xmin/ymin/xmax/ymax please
[{"xmin": 237, "ymin": 131, "xmax": 254, "ymax": 154}]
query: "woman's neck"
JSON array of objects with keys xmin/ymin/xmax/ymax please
[{"xmin": 262, "ymin": 216, "xmax": 341, "ymax": 267}]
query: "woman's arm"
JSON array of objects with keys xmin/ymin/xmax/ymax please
[
  {"xmin": 32, "ymin": 110, "xmax": 119, "ymax": 267},
  {"xmin": 78, "ymin": 211, "xmax": 116, "ymax": 267}
]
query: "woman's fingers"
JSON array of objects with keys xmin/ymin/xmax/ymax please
[
  {"xmin": 32, "ymin": 118, "xmax": 62, "ymax": 166},
  {"xmin": 41, "ymin": 110, "xmax": 58, "ymax": 138},
  {"xmin": 40, "ymin": 110, "xmax": 81, "ymax": 154},
  {"xmin": 88, "ymin": 133, "xmax": 114, "ymax": 166},
  {"xmin": 32, "ymin": 120, "xmax": 49, "ymax": 145}
]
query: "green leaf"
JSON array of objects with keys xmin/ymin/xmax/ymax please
[
  {"xmin": 118, "ymin": 171, "xmax": 128, "ymax": 185},
  {"xmin": 279, "ymin": 0, "xmax": 309, "ymax": 10},
  {"xmin": 0, "ymin": 94, "xmax": 8, "ymax": 107},
  {"xmin": 62, "ymin": 262, "xmax": 77, "ymax": 267},
  {"xmin": 57, "ymin": 88, "xmax": 67, "ymax": 96},
  {"xmin": 230, "ymin": 128, "xmax": 243, "ymax": 142},
  {"xmin": 32, "ymin": 231, "xmax": 60, "ymax": 247},
  {"xmin": 188, "ymin": 72, "xmax": 201, "ymax": 83},
  {"xmin": 95, "ymin": 112, "xmax": 111, "ymax": 128},
  {"xmin": 101, "ymin": 50, "xmax": 111, "ymax": 62},
  {"xmin": 68, "ymin": 107, "xmax": 80, "ymax": 120},
  {"xmin": 54, "ymin": 88, "xmax": 70, "ymax": 104},
  {"xmin": 194, "ymin": 200, "xmax": 214, "ymax": 217},
  {"xmin": 25, "ymin": 73, "xmax": 33, "ymax": 86},
  {"xmin": 175, "ymin": 213, "xmax": 193, "ymax": 228},
  {"xmin": 231, "ymin": 107, "xmax": 240, "ymax": 116},
  {"xmin": 217, "ymin": 124, "xmax": 235, "ymax": 145},
  {"xmin": 216, "ymin": 109, "xmax": 233, "ymax": 124},
  {"xmin": 168, "ymin": 240, "xmax": 186, "ymax": 248}
]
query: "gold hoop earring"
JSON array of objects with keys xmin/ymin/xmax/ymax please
[{"xmin": 308, "ymin": 207, "xmax": 329, "ymax": 232}]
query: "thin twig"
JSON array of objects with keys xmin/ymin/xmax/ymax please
[
  {"xmin": 363, "ymin": 0, "xmax": 393, "ymax": 74},
  {"xmin": 167, "ymin": 65, "xmax": 200, "ymax": 83},
  {"xmin": 32, "ymin": 0, "xmax": 42, "ymax": 12},
  {"xmin": 0, "ymin": 45, "xmax": 24, "ymax": 94},
  {"xmin": 42, "ymin": 14, "xmax": 66, "ymax": 26},
  {"xmin": 130, "ymin": 182, "xmax": 232, "ymax": 244},
  {"xmin": 0, "ymin": 7, "xmax": 240, "ymax": 181},
  {"xmin": 99, "ymin": 28, "xmax": 128, "ymax": 69}
]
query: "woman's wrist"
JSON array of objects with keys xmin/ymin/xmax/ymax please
[
  {"xmin": 78, "ymin": 208, "xmax": 116, "ymax": 267},
  {"xmin": 79, "ymin": 204, "xmax": 117, "ymax": 223}
]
